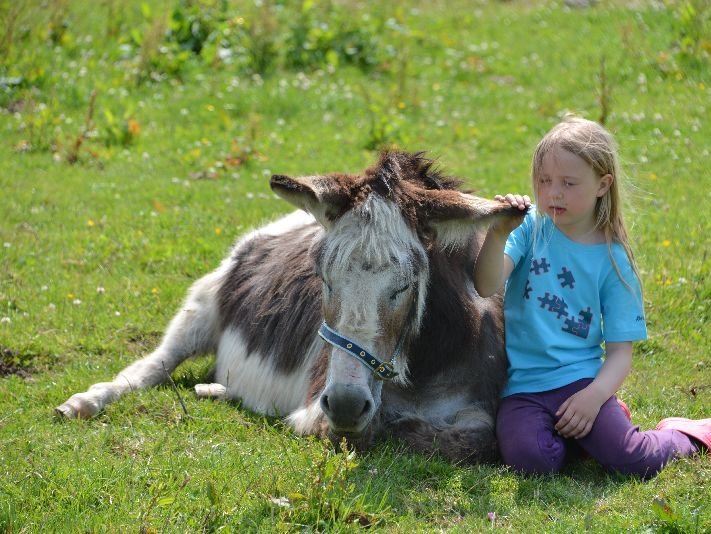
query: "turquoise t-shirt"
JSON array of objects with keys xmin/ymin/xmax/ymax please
[{"xmin": 501, "ymin": 210, "xmax": 647, "ymax": 397}]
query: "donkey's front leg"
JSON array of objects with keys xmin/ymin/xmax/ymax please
[
  {"xmin": 56, "ymin": 272, "xmax": 223, "ymax": 418},
  {"xmin": 389, "ymin": 406, "xmax": 498, "ymax": 463},
  {"xmin": 55, "ymin": 343, "xmax": 183, "ymax": 419}
]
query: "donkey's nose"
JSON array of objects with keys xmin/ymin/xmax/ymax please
[{"xmin": 320, "ymin": 384, "xmax": 374, "ymax": 432}]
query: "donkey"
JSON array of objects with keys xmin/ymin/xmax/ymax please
[{"xmin": 56, "ymin": 150, "xmax": 522, "ymax": 462}]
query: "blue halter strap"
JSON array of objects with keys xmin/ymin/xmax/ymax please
[{"xmin": 318, "ymin": 322, "xmax": 399, "ymax": 380}]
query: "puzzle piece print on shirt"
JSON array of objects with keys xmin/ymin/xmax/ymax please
[
  {"xmin": 562, "ymin": 307, "xmax": 593, "ymax": 339},
  {"xmin": 530, "ymin": 257, "xmax": 550, "ymax": 275},
  {"xmin": 557, "ymin": 267, "xmax": 575, "ymax": 289},
  {"xmin": 523, "ymin": 279, "xmax": 533, "ymax": 300},
  {"xmin": 537, "ymin": 292, "xmax": 569, "ymax": 319}
]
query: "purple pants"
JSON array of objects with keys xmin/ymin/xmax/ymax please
[{"xmin": 496, "ymin": 379, "xmax": 698, "ymax": 478}]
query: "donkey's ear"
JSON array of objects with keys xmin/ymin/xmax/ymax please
[
  {"xmin": 270, "ymin": 174, "xmax": 348, "ymax": 229},
  {"xmin": 425, "ymin": 190, "xmax": 523, "ymax": 248}
]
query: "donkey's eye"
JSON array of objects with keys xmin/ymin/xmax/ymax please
[{"xmin": 390, "ymin": 284, "xmax": 410, "ymax": 301}]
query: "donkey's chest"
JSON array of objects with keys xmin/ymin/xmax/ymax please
[{"xmin": 382, "ymin": 385, "xmax": 473, "ymax": 425}]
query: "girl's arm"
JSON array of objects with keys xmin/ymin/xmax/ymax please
[
  {"xmin": 474, "ymin": 225, "xmax": 515, "ymax": 297},
  {"xmin": 554, "ymin": 341, "xmax": 634, "ymax": 439},
  {"xmin": 474, "ymin": 194, "xmax": 530, "ymax": 297}
]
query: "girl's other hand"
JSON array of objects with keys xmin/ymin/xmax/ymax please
[{"xmin": 554, "ymin": 386, "xmax": 606, "ymax": 439}]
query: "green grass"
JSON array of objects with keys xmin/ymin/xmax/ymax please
[{"xmin": 1, "ymin": 0, "xmax": 710, "ymax": 531}]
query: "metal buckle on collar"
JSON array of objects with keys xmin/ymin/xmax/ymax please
[{"xmin": 318, "ymin": 322, "xmax": 398, "ymax": 381}]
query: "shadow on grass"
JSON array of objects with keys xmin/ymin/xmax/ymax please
[{"xmin": 0, "ymin": 345, "xmax": 55, "ymax": 377}]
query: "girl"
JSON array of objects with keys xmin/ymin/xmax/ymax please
[{"xmin": 474, "ymin": 115, "xmax": 709, "ymax": 477}]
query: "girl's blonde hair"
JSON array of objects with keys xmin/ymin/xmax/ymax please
[{"xmin": 531, "ymin": 115, "xmax": 641, "ymax": 289}]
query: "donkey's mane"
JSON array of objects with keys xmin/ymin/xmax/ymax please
[
  {"xmin": 351, "ymin": 150, "xmax": 473, "ymax": 242},
  {"xmin": 366, "ymin": 150, "xmax": 465, "ymax": 196},
  {"xmin": 325, "ymin": 151, "xmax": 469, "ymax": 225}
]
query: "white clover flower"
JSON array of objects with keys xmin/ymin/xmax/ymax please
[{"xmin": 269, "ymin": 496, "xmax": 290, "ymax": 508}]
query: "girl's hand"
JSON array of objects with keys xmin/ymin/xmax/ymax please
[
  {"xmin": 554, "ymin": 385, "xmax": 608, "ymax": 439},
  {"xmin": 490, "ymin": 193, "xmax": 531, "ymax": 235},
  {"xmin": 494, "ymin": 193, "xmax": 531, "ymax": 211}
]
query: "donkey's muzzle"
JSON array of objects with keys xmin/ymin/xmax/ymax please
[{"xmin": 320, "ymin": 383, "xmax": 374, "ymax": 433}]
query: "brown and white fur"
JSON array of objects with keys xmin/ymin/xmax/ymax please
[{"xmin": 56, "ymin": 151, "xmax": 522, "ymax": 462}]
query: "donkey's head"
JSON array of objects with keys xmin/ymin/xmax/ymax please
[{"xmin": 271, "ymin": 151, "xmax": 519, "ymax": 438}]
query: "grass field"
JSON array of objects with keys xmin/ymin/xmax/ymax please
[{"xmin": 1, "ymin": 0, "xmax": 710, "ymax": 531}]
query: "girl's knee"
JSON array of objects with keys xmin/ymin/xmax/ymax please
[{"xmin": 498, "ymin": 430, "xmax": 567, "ymax": 474}]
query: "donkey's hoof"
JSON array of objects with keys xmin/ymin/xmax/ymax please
[
  {"xmin": 54, "ymin": 403, "xmax": 77, "ymax": 419},
  {"xmin": 54, "ymin": 396, "xmax": 98, "ymax": 419},
  {"xmin": 195, "ymin": 383, "xmax": 227, "ymax": 399}
]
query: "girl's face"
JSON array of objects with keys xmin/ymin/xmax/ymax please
[{"xmin": 535, "ymin": 146, "xmax": 612, "ymax": 242}]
